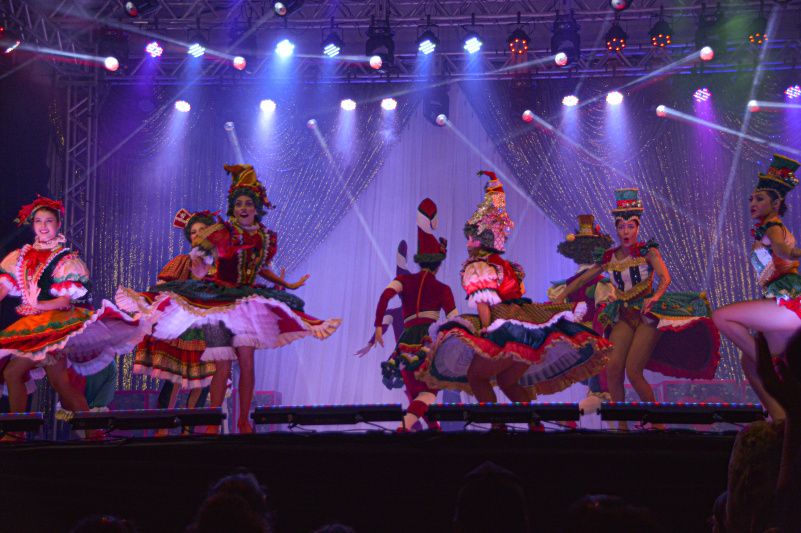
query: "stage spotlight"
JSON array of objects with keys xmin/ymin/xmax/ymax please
[
  {"xmin": 522, "ymin": 109, "xmax": 535, "ymax": 123},
  {"xmin": 606, "ymin": 91, "xmax": 624, "ymax": 105},
  {"xmin": 748, "ymin": 13, "xmax": 768, "ymax": 46},
  {"xmin": 786, "ymin": 85, "xmax": 801, "ymax": 99},
  {"xmin": 562, "ymin": 94, "xmax": 579, "ymax": 107},
  {"xmin": 0, "ymin": 26, "xmax": 21, "ymax": 54},
  {"xmin": 275, "ymin": 39, "xmax": 295, "ymax": 58},
  {"xmin": 435, "ymin": 113, "xmax": 448, "ymax": 126},
  {"xmin": 605, "ymin": 22, "xmax": 627, "ymax": 52},
  {"xmin": 551, "ymin": 11, "xmax": 581, "ymax": 66},
  {"xmin": 693, "ymin": 88, "xmax": 711, "ymax": 102},
  {"xmin": 233, "ymin": 56, "xmax": 247, "ymax": 70},
  {"xmin": 306, "ymin": 118, "xmax": 317, "ymax": 129},
  {"xmin": 341, "ymin": 98, "xmax": 357, "ymax": 111},
  {"xmin": 274, "ymin": 0, "xmax": 303, "ymax": 17},
  {"xmin": 224, "ymin": 121, "xmax": 235, "ymax": 132},
  {"xmin": 104, "ymin": 56, "xmax": 120, "ymax": 72},
  {"xmin": 656, "ymin": 105, "xmax": 667, "ymax": 117},
  {"xmin": 175, "ymin": 100, "xmax": 191, "ymax": 112},
  {"xmin": 424, "ymin": 86, "xmax": 450, "ymax": 127},
  {"xmin": 417, "ymin": 29, "xmax": 439, "ymax": 56},
  {"xmin": 507, "ymin": 27, "xmax": 530, "ymax": 57},
  {"xmin": 124, "ymin": 0, "xmax": 159, "ymax": 17},
  {"xmin": 145, "ymin": 41, "xmax": 163, "ymax": 58},
  {"xmin": 464, "ymin": 33, "xmax": 483, "ymax": 54},
  {"xmin": 381, "ymin": 98, "xmax": 397, "ymax": 111},
  {"xmin": 649, "ymin": 12, "xmax": 673, "ymax": 48},
  {"xmin": 187, "ymin": 43, "xmax": 205, "ymax": 58},
  {"xmin": 98, "ymin": 28, "xmax": 129, "ymax": 66},
  {"xmin": 260, "ymin": 99, "xmax": 277, "ymax": 113},
  {"xmin": 748, "ymin": 100, "xmax": 760, "ymax": 112},
  {"xmin": 700, "ymin": 46, "xmax": 715, "ymax": 61},
  {"xmin": 365, "ymin": 22, "xmax": 395, "ymax": 71},
  {"xmin": 323, "ymin": 31, "xmax": 344, "ymax": 58},
  {"xmin": 610, "ymin": 0, "xmax": 631, "ymax": 11},
  {"xmin": 695, "ymin": 4, "xmax": 724, "ymax": 56}
]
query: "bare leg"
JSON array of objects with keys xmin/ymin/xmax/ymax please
[
  {"xmin": 187, "ymin": 387, "xmax": 202, "ymax": 409},
  {"xmin": 496, "ymin": 362, "xmax": 532, "ymax": 403},
  {"xmin": 206, "ymin": 360, "xmax": 231, "ymax": 434},
  {"xmin": 606, "ymin": 321, "xmax": 635, "ymax": 403},
  {"xmin": 3, "ymin": 357, "xmax": 36, "ymax": 412},
  {"xmin": 466, "ymin": 356, "xmax": 501, "ymax": 403},
  {"xmin": 44, "ymin": 357, "xmax": 89, "ymax": 413},
  {"xmin": 235, "ymin": 346, "xmax": 255, "ymax": 434},
  {"xmin": 625, "ymin": 322, "xmax": 661, "ymax": 403},
  {"xmin": 401, "ymin": 391, "xmax": 437, "ymax": 430},
  {"xmin": 713, "ymin": 299, "xmax": 801, "ymax": 420}
]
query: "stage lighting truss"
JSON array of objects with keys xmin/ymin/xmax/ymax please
[
  {"xmin": 599, "ymin": 402, "xmax": 765, "ymax": 425},
  {"xmin": 649, "ymin": 9, "xmax": 673, "ymax": 48},
  {"xmin": 252, "ymin": 404, "xmax": 404, "ymax": 427},
  {"xmin": 68, "ymin": 408, "xmax": 226, "ymax": 431},
  {"xmin": 0, "ymin": 412, "xmax": 45, "ymax": 434},
  {"xmin": 605, "ymin": 20, "xmax": 628, "ymax": 53},
  {"xmin": 416, "ymin": 17, "xmax": 439, "ymax": 56},
  {"xmin": 551, "ymin": 11, "xmax": 581, "ymax": 66},
  {"xmin": 427, "ymin": 402, "xmax": 581, "ymax": 426}
]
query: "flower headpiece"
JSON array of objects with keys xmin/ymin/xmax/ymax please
[
  {"xmin": 464, "ymin": 170, "xmax": 514, "ymax": 253},
  {"xmin": 225, "ymin": 164, "xmax": 273, "ymax": 210},
  {"xmin": 15, "ymin": 195, "xmax": 65, "ymax": 227},
  {"xmin": 611, "ymin": 188, "xmax": 643, "ymax": 223},
  {"xmin": 754, "ymin": 154, "xmax": 800, "ymax": 199}
]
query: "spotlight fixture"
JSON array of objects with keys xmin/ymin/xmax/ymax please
[
  {"xmin": 274, "ymin": 0, "xmax": 304, "ymax": 17},
  {"xmin": 609, "ymin": 0, "xmax": 631, "ymax": 11},
  {"xmin": 551, "ymin": 11, "xmax": 581, "ymax": 66},
  {"xmin": 124, "ymin": 0, "xmax": 159, "ymax": 17},
  {"xmin": 606, "ymin": 91, "xmax": 624, "ymax": 105},
  {"xmin": 699, "ymin": 46, "xmax": 715, "ymax": 61},
  {"xmin": 306, "ymin": 118, "xmax": 317, "ymax": 129},
  {"xmin": 187, "ymin": 43, "xmax": 205, "ymax": 58},
  {"xmin": 174, "ymin": 100, "xmax": 191, "ymax": 112},
  {"xmin": 786, "ymin": 85, "xmax": 801, "ymax": 99},
  {"xmin": 747, "ymin": 13, "xmax": 768, "ymax": 46},
  {"xmin": 522, "ymin": 110, "xmax": 535, "ymax": 123},
  {"xmin": 693, "ymin": 87, "xmax": 712, "ymax": 102},
  {"xmin": 98, "ymin": 28, "xmax": 129, "ymax": 66},
  {"xmin": 435, "ymin": 113, "xmax": 448, "ymax": 127},
  {"xmin": 323, "ymin": 31, "xmax": 344, "ymax": 58},
  {"xmin": 381, "ymin": 98, "xmax": 398, "ymax": 111},
  {"xmin": 145, "ymin": 41, "xmax": 163, "ymax": 58},
  {"xmin": 340, "ymin": 98, "xmax": 357, "ymax": 111},
  {"xmin": 695, "ymin": 4, "xmax": 724, "ymax": 56},
  {"xmin": 605, "ymin": 21, "xmax": 627, "ymax": 52},
  {"xmin": 224, "ymin": 121, "xmax": 235, "ymax": 132},
  {"xmin": 104, "ymin": 56, "xmax": 120, "ymax": 72},
  {"xmin": 365, "ymin": 18, "xmax": 395, "ymax": 72},
  {"xmin": 417, "ymin": 29, "xmax": 439, "ymax": 55},
  {"xmin": 507, "ymin": 27, "xmax": 530, "ymax": 57},
  {"xmin": 232, "ymin": 56, "xmax": 247, "ymax": 70},
  {"xmin": 424, "ymin": 86, "xmax": 449, "ymax": 127},
  {"xmin": 275, "ymin": 38, "xmax": 295, "ymax": 58},
  {"xmin": 562, "ymin": 95, "xmax": 579, "ymax": 107},
  {"xmin": 656, "ymin": 105, "xmax": 667, "ymax": 117},
  {"xmin": 0, "ymin": 26, "xmax": 21, "ymax": 54},
  {"xmin": 748, "ymin": 100, "xmax": 760, "ymax": 112},
  {"xmin": 554, "ymin": 53, "xmax": 568, "ymax": 67},
  {"xmin": 464, "ymin": 33, "xmax": 483, "ymax": 54},
  {"xmin": 260, "ymin": 99, "xmax": 277, "ymax": 113},
  {"xmin": 649, "ymin": 9, "xmax": 672, "ymax": 48}
]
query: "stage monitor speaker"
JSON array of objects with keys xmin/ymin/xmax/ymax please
[
  {"xmin": 69, "ymin": 408, "xmax": 225, "ymax": 431},
  {"xmin": 599, "ymin": 402, "xmax": 765, "ymax": 424},
  {"xmin": 427, "ymin": 402, "xmax": 581, "ymax": 424},
  {"xmin": 0, "ymin": 412, "xmax": 44, "ymax": 433},
  {"xmin": 252, "ymin": 404, "xmax": 403, "ymax": 427}
]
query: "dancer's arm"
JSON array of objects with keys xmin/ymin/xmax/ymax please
[
  {"xmin": 477, "ymin": 302, "xmax": 492, "ymax": 331},
  {"xmin": 260, "ymin": 266, "xmax": 309, "ymax": 290},
  {"xmin": 374, "ymin": 280, "xmax": 402, "ymax": 347},
  {"xmin": 555, "ymin": 265, "xmax": 603, "ymax": 303},
  {"xmin": 642, "ymin": 248, "xmax": 671, "ymax": 314},
  {"xmin": 765, "ymin": 225, "xmax": 801, "ymax": 260}
]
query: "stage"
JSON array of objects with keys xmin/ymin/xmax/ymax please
[{"xmin": 0, "ymin": 429, "xmax": 733, "ymax": 532}]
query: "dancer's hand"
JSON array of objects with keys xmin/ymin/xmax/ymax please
[
  {"xmin": 25, "ymin": 281, "xmax": 42, "ymax": 309},
  {"xmin": 641, "ymin": 297, "xmax": 658, "ymax": 315},
  {"xmin": 374, "ymin": 327, "xmax": 384, "ymax": 347},
  {"xmin": 280, "ymin": 267, "xmax": 310, "ymax": 289},
  {"xmin": 756, "ymin": 333, "xmax": 801, "ymax": 418}
]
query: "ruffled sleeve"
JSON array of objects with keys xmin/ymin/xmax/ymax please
[
  {"xmin": 461, "ymin": 259, "xmax": 502, "ymax": 308},
  {"xmin": 0, "ymin": 249, "xmax": 21, "ymax": 297},
  {"xmin": 157, "ymin": 254, "xmax": 193, "ymax": 283},
  {"xmin": 50, "ymin": 253, "xmax": 90, "ymax": 300}
]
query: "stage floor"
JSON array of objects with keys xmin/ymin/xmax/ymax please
[{"xmin": 0, "ymin": 429, "xmax": 733, "ymax": 533}]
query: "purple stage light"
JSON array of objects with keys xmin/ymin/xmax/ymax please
[
  {"xmin": 381, "ymin": 98, "xmax": 397, "ymax": 111},
  {"xmin": 174, "ymin": 100, "xmax": 191, "ymax": 112},
  {"xmin": 786, "ymin": 85, "xmax": 801, "ymax": 99},
  {"xmin": 145, "ymin": 41, "xmax": 163, "ymax": 58},
  {"xmin": 104, "ymin": 57, "xmax": 120, "ymax": 72},
  {"xmin": 340, "ymin": 99, "xmax": 356, "ymax": 111},
  {"xmin": 233, "ymin": 56, "xmax": 247, "ymax": 70},
  {"xmin": 693, "ymin": 88, "xmax": 711, "ymax": 102},
  {"xmin": 562, "ymin": 95, "xmax": 579, "ymax": 107},
  {"xmin": 522, "ymin": 110, "xmax": 535, "ymax": 122}
]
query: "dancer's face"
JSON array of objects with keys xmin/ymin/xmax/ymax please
[
  {"xmin": 188, "ymin": 221, "xmax": 208, "ymax": 242},
  {"xmin": 615, "ymin": 219, "xmax": 639, "ymax": 248},
  {"xmin": 749, "ymin": 191, "xmax": 779, "ymax": 221},
  {"xmin": 234, "ymin": 195, "xmax": 256, "ymax": 226},
  {"xmin": 32, "ymin": 209, "xmax": 61, "ymax": 243}
]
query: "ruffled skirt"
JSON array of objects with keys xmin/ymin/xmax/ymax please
[
  {"xmin": 0, "ymin": 301, "xmax": 145, "ymax": 376},
  {"xmin": 133, "ymin": 328, "xmax": 215, "ymax": 390},
  {"xmin": 116, "ymin": 280, "xmax": 341, "ymax": 349},
  {"xmin": 416, "ymin": 300, "xmax": 611, "ymax": 398},
  {"xmin": 598, "ymin": 291, "xmax": 720, "ymax": 379},
  {"xmin": 381, "ymin": 323, "xmax": 432, "ymax": 390}
]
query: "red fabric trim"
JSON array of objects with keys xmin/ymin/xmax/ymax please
[
  {"xmin": 648, "ymin": 317, "xmax": 721, "ymax": 380},
  {"xmin": 779, "ymin": 296, "xmax": 801, "ymax": 319}
]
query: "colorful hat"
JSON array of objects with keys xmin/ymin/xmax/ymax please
[
  {"xmin": 611, "ymin": 188, "xmax": 643, "ymax": 222},
  {"xmin": 464, "ymin": 170, "xmax": 514, "ymax": 253},
  {"xmin": 15, "ymin": 195, "xmax": 65, "ymax": 227},
  {"xmin": 225, "ymin": 164, "xmax": 272, "ymax": 209},
  {"xmin": 414, "ymin": 198, "xmax": 448, "ymax": 264},
  {"xmin": 754, "ymin": 154, "xmax": 800, "ymax": 198},
  {"xmin": 173, "ymin": 208, "xmax": 219, "ymax": 241},
  {"xmin": 557, "ymin": 214, "xmax": 614, "ymax": 265}
]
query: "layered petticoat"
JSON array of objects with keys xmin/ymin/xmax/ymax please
[
  {"xmin": 599, "ymin": 291, "xmax": 721, "ymax": 379},
  {"xmin": 0, "ymin": 300, "xmax": 145, "ymax": 376},
  {"xmin": 133, "ymin": 328, "xmax": 215, "ymax": 389},
  {"xmin": 764, "ymin": 272, "xmax": 801, "ymax": 319},
  {"xmin": 380, "ymin": 323, "xmax": 431, "ymax": 390},
  {"xmin": 416, "ymin": 300, "xmax": 611, "ymax": 398},
  {"xmin": 116, "ymin": 279, "xmax": 341, "ymax": 351}
]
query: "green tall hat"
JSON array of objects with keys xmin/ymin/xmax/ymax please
[{"xmin": 754, "ymin": 154, "xmax": 800, "ymax": 198}]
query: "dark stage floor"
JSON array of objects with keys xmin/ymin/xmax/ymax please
[{"xmin": 0, "ymin": 429, "xmax": 735, "ymax": 533}]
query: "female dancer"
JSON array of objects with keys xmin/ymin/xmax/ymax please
[
  {"xmin": 558, "ymin": 189, "xmax": 720, "ymax": 412},
  {"xmin": 117, "ymin": 165, "xmax": 341, "ymax": 433},
  {"xmin": 713, "ymin": 155, "xmax": 801, "ymax": 420},
  {"xmin": 0, "ymin": 196, "xmax": 144, "ymax": 425},
  {"xmin": 417, "ymin": 172, "xmax": 611, "ymax": 420}
]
